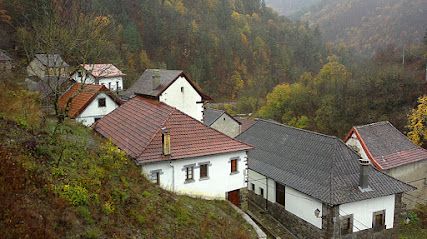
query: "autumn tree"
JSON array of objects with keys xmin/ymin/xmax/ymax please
[
  {"xmin": 407, "ymin": 95, "xmax": 427, "ymax": 146},
  {"xmin": 18, "ymin": 0, "xmax": 120, "ymax": 124}
]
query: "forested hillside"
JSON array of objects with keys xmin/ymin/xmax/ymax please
[
  {"xmin": 1, "ymin": 0, "xmax": 325, "ymax": 101},
  {"xmin": 297, "ymin": 0, "xmax": 427, "ymax": 54},
  {"xmin": 266, "ymin": 0, "xmax": 320, "ymax": 17}
]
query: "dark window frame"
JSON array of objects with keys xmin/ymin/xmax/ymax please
[
  {"xmin": 251, "ymin": 183, "xmax": 255, "ymax": 191},
  {"xmin": 186, "ymin": 166, "xmax": 194, "ymax": 181},
  {"xmin": 275, "ymin": 182, "xmax": 285, "ymax": 206},
  {"xmin": 231, "ymin": 159, "xmax": 237, "ymax": 173},
  {"xmin": 200, "ymin": 164, "xmax": 208, "ymax": 178},
  {"xmin": 372, "ymin": 210, "xmax": 386, "ymax": 231},
  {"xmin": 98, "ymin": 98, "xmax": 106, "ymax": 107},
  {"xmin": 260, "ymin": 187, "xmax": 264, "ymax": 197},
  {"xmin": 341, "ymin": 214, "xmax": 353, "ymax": 235}
]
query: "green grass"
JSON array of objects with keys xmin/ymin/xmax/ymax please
[{"xmin": 0, "ymin": 112, "xmax": 257, "ymax": 238}]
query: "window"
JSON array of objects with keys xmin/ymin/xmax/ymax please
[
  {"xmin": 108, "ymin": 82, "xmax": 111, "ymax": 90},
  {"xmin": 251, "ymin": 183, "xmax": 255, "ymax": 191},
  {"xmin": 150, "ymin": 170, "xmax": 162, "ymax": 185},
  {"xmin": 181, "ymin": 87, "xmax": 184, "ymax": 92},
  {"xmin": 341, "ymin": 215, "xmax": 353, "ymax": 235},
  {"xmin": 94, "ymin": 117, "xmax": 101, "ymax": 122},
  {"xmin": 373, "ymin": 210, "xmax": 385, "ymax": 231},
  {"xmin": 231, "ymin": 159, "xmax": 237, "ymax": 173},
  {"xmin": 200, "ymin": 164, "xmax": 208, "ymax": 178},
  {"xmin": 116, "ymin": 81, "xmax": 120, "ymax": 91},
  {"xmin": 186, "ymin": 167, "xmax": 194, "ymax": 181},
  {"xmin": 260, "ymin": 187, "xmax": 264, "ymax": 197},
  {"xmin": 152, "ymin": 172, "xmax": 160, "ymax": 185},
  {"xmin": 78, "ymin": 71, "xmax": 82, "ymax": 78},
  {"xmin": 98, "ymin": 98, "xmax": 106, "ymax": 107},
  {"xmin": 275, "ymin": 182, "xmax": 285, "ymax": 206}
]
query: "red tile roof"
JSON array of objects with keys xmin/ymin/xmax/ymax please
[
  {"xmin": 58, "ymin": 83, "xmax": 122, "ymax": 118},
  {"xmin": 82, "ymin": 64, "xmax": 125, "ymax": 78},
  {"xmin": 93, "ymin": 96, "xmax": 253, "ymax": 164},
  {"xmin": 344, "ymin": 121, "xmax": 427, "ymax": 170}
]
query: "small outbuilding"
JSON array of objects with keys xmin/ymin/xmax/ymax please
[{"xmin": 344, "ymin": 121, "xmax": 427, "ymax": 208}]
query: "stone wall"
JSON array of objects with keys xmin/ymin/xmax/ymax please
[{"xmin": 247, "ymin": 191, "xmax": 403, "ymax": 239}]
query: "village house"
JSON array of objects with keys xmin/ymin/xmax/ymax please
[
  {"xmin": 0, "ymin": 50, "xmax": 13, "ymax": 72},
  {"xmin": 204, "ymin": 108, "xmax": 256, "ymax": 138},
  {"xmin": 236, "ymin": 119, "xmax": 415, "ymax": 239},
  {"xmin": 27, "ymin": 53, "xmax": 69, "ymax": 78},
  {"xmin": 344, "ymin": 121, "xmax": 427, "ymax": 208},
  {"xmin": 70, "ymin": 64, "xmax": 125, "ymax": 92},
  {"xmin": 93, "ymin": 96, "xmax": 253, "ymax": 205},
  {"xmin": 58, "ymin": 83, "xmax": 122, "ymax": 126},
  {"xmin": 123, "ymin": 69, "xmax": 212, "ymax": 122}
]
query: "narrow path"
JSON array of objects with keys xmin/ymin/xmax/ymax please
[{"xmin": 244, "ymin": 201, "xmax": 297, "ymax": 239}]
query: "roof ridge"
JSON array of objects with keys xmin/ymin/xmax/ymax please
[
  {"xmin": 257, "ymin": 119, "xmax": 339, "ymax": 140},
  {"xmin": 354, "ymin": 121, "xmax": 390, "ymax": 129}
]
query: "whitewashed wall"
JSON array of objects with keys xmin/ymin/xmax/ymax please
[
  {"xmin": 339, "ymin": 195, "xmax": 395, "ymax": 232},
  {"xmin": 71, "ymin": 71, "xmax": 96, "ymax": 84},
  {"xmin": 248, "ymin": 169, "xmax": 323, "ymax": 229},
  {"xmin": 346, "ymin": 132, "xmax": 369, "ymax": 159},
  {"xmin": 75, "ymin": 93, "xmax": 119, "ymax": 126},
  {"xmin": 141, "ymin": 151, "xmax": 248, "ymax": 199},
  {"xmin": 71, "ymin": 71, "xmax": 123, "ymax": 91},
  {"xmin": 159, "ymin": 76, "xmax": 204, "ymax": 121},
  {"xmin": 98, "ymin": 77, "xmax": 123, "ymax": 91},
  {"xmin": 210, "ymin": 113, "xmax": 241, "ymax": 138}
]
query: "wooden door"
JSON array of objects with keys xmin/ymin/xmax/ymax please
[{"xmin": 227, "ymin": 189, "xmax": 240, "ymax": 207}]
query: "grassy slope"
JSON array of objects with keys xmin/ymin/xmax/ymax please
[{"xmin": 0, "ymin": 115, "xmax": 257, "ymax": 238}]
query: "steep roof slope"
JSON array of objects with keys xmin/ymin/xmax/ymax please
[
  {"xmin": 35, "ymin": 54, "xmax": 69, "ymax": 67},
  {"xmin": 344, "ymin": 121, "xmax": 427, "ymax": 170},
  {"xmin": 237, "ymin": 119, "xmax": 414, "ymax": 205},
  {"xmin": 204, "ymin": 108, "xmax": 241, "ymax": 126},
  {"xmin": 58, "ymin": 83, "xmax": 122, "ymax": 118},
  {"xmin": 93, "ymin": 96, "xmax": 252, "ymax": 164},
  {"xmin": 123, "ymin": 69, "xmax": 212, "ymax": 100}
]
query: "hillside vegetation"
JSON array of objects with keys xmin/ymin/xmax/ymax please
[
  {"xmin": 1, "ymin": 0, "xmax": 325, "ymax": 102},
  {"xmin": 298, "ymin": 0, "xmax": 427, "ymax": 54},
  {"xmin": 0, "ymin": 85, "xmax": 257, "ymax": 238}
]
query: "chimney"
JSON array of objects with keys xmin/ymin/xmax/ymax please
[
  {"xmin": 162, "ymin": 131, "xmax": 171, "ymax": 156},
  {"xmin": 359, "ymin": 158, "xmax": 370, "ymax": 190},
  {"xmin": 152, "ymin": 69, "xmax": 161, "ymax": 90}
]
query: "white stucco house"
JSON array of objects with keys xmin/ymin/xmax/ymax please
[
  {"xmin": 93, "ymin": 96, "xmax": 253, "ymax": 205},
  {"xmin": 344, "ymin": 121, "xmax": 427, "ymax": 208},
  {"xmin": 58, "ymin": 83, "xmax": 122, "ymax": 126},
  {"xmin": 123, "ymin": 69, "xmax": 212, "ymax": 122},
  {"xmin": 236, "ymin": 119, "xmax": 415, "ymax": 239},
  {"xmin": 70, "ymin": 64, "xmax": 125, "ymax": 92},
  {"xmin": 203, "ymin": 108, "xmax": 242, "ymax": 138}
]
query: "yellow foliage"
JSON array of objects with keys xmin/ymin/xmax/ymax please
[
  {"xmin": 241, "ymin": 33, "xmax": 249, "ymax": 47},
  {"xmin": 190, "ymin": 20, "xmax": 198, "ymax": 33},
  {"xmin": 139, "ymin": 50, "xmax": 152, "ymax": 71},
  {"xmin": 407, "ymin": 95, "xmax": 427, "ymax": 146}
]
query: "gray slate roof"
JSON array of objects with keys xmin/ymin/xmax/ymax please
[
  {"xmin": 204, "ymin": 108, "xmax": 240, "ymax": 126},
  {"xmin": 236, "ymin": 119, "xmax": 415, "ymax": 205},
  {"xmin": 348, "ymin": 121, "xmax": 427, "ymax": 170},
  {"xmin": 26, "ymin": 76, "xmax": 72, "ymax": 98},
  {"xmin": 35, "ymin": 54, "xmax": 69, "ymax": 68},
  {"xmin": 123, "ymin": 69, "xmax": 183, "ymax": 98}
]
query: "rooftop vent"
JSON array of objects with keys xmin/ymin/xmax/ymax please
[
  {"xmin": 359, "ymin": 158, "xmax": 370, "ymax": 190},
  {"xmin": 152, "ymin": 69, "xmax": 161, "ymax": 90}
]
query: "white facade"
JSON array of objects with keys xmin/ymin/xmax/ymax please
[
  {"xmin": 141, "ymin": 151, "xmax": 248, "ymax": 199},
  {"xmin": 339, "ymin": 195, "xmax": 395, "ymax": 232},
  {"xmin": 248, "ymin": 169, "xmax": 323, "ymax": 228},
  {"xmin": 345, "ymin": 132, "xmax": 369, "ymax": 160},
  {"xmin": 210, "ymin": 113, "xmax": 241, "ymax": 138},
  {"xmin": 75, "ymin": 93, "xmax": 119, "ymax": 126},
  {"xmin": 159, "ymin": 76, "xmax": 204, "ymax": 121},
  {"xmin": 248, "ymin": 169, "xmax": 397, "ymax": 231},
  {"xmin": 71, "ymin": 71, "xmax": 123, "ymax": 92}
]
